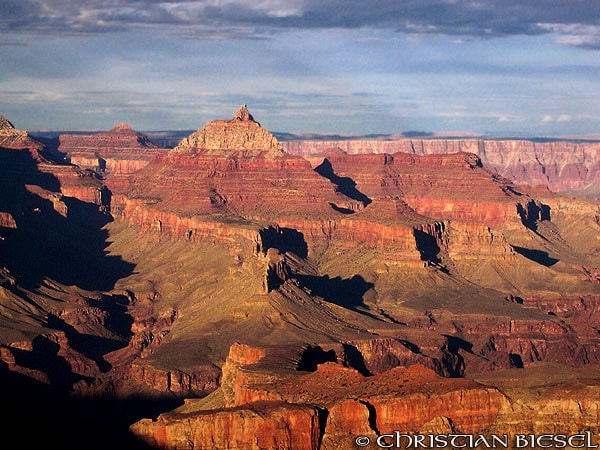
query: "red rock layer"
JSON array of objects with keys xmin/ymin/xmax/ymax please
[
  {"xmin": 319, "ymin": 152, "xmax": 526, "ymax": 227},
  {"xmin": 131, "ymin": 343, "xmax": 600, "ymax": 449},
  {"xmin": 107, "ymin": 115, "xmax": 463, "ymax": 266},
  {"xmin": 58, "ymin": 122, "xmax": 167, "ymax": 175},
  {"xmin": 310, "ymin": 152, "xmax": 531, "ymax": 264},
  {"xmin": 0, "ymin": 115, "xmax": 50, "ymax": 162},
  {"xmin": 3, "ymin": 111, "xmax": 599, "ymax": 448},
  {"xmin": 283, "ymin": 138, "xmax": 600, "ymax": 198},
  {"xmin": 0, "ymin": 117, "xmax": 105, "ymax": 215},
  {"xmin": 107, "ymin": 120, "xmax": 545, "ymax": 271},
  {"xmin": 130, "ymin": 400, "xmax": 322, "ymax": 450}
]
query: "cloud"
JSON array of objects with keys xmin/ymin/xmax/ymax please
[
  {"xmin": 541, "ymin": 114, "xmax": 574, "ymax": 124},
  {"xmin": 2, "ymin": 0, "xmax": 599, "ymax": 48},
  {"xmin": 541, "ymin": 23, "xmax": 600, "ymax": 49}
]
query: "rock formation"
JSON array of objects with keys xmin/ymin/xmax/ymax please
[
  {"xmin": 171, "ymin": 104, "xmax": 285, "ymax": 158},
  {"xmin": 129, "ymin": 343, "xmax": 600, "ymax": 449},
  {"xmin": 0, "ymin": 114, "xmax": 50, "ymax": 162},
  {"xmin": 283, "ymin": 138, "xmax": 600, "ymax": 200},
  {"xmin": 57, "ymin": 122, "xmax": 167, "ymax": 175}
]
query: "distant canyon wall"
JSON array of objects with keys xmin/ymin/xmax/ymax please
[{"xmin": 282, "ymin": 139, "xmax": 600, "ymax": 199}]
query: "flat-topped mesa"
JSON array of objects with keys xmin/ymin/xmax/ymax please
[
  {"xmin": 59, "ymin": 122, "xmax": 158, "ymax": 152},
  {"xmin": 171, "ymin": 105, "xmax": 285, "ymax": 158},
  {"xmin": 57, "ymin": 122, "xmax": 164, "ymax": 175}
]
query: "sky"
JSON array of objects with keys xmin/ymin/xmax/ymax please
[{"xmin": 1, "ymin": 1, "xmax": 599, "ymax": 137}]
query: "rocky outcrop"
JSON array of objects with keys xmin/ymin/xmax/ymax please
[
  {"xmin": 0, "ymin": 116, "xmax": 108, "ymax": 212},
  {"xmin": 24, "ymin": 184, "xmax": 69, "ymax": 217},
  {"xmin": 446, "ymin": 221, "xmax": 515, "ymax": 262},
  {"xmin": 131, "ymin": 344, "xmax": 506, "ymax": 448},
  {"xmin": 60, "ymin": 122, "xmax": 157, "ymax": 153},
  {"xmin": 106, "ymin": 114, "xmax": 446, "ymax": 268},
  {"xmin": 317, "ymin": 152, "xmax": 528, "ymax": 226},
  {"xmin": 130, "ymin": 400, "xmax": 322, "ymax": 450},
  {"xmin": 57, "ymin": 122, "xmax": 167, "ymax": 175},
  {"xmin": 0, "ymin": 211, "xmax": 17, "ymax": 228},
  {"xmin": 108, "ymin": 134, "xmax": 542, "ymax": 272},
  {"xmin": 0, "ymin": 115, "xmax": 51, "ymax": 162},
  {"xmin": 172, "ymin": 105, "xmax": 285, "ymax": 158},
  {"xmin": 131, "ymin": 343, "xmax": 600, "ymax": 449},
  {"xmin": 119, "ymin": 362, "xmax": 220, "ymax": 398},
  {"xmin": 283, "ymin": 138, "xmax": 600, "ymax": 199},
  {"xmin": 0, "ymin": 116, "xmax": 42, "ymax": 149},
  {"xmin": 264, "ymin": 248, "xmax": 291, "ymax": 292}
]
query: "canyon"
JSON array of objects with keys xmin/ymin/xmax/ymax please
[{"xmin": 0, "ymin": 107, "xmax": 599, "ymax": 449}]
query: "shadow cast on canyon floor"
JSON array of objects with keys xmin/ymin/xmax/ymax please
[
  {"xmin": 0, "ymin": 365, "xmax": 177, "ymax": 450},
  {"xmin": 413, "ymin": 229, "xmax": 442, "ymax": 264},
  {"xmin": 512, "ymin": 245, "xmax": 559, "ymax": 267},
  {"xmin": 296, "ymin": 343, "xmax": 373, "ymax": 376},
  {"xmin": 259, "ymin": 226, "xmax": 309, "ymax": 258},
  {"xmin": 0, "ymin": 147, "xmax": 135, "ymax": 291},
  {"xmin": 314, "ymin": 158, "xmax": 372, "ymax": 207},
  {"xmin": 295, "ymin": 273, "xmax": 375, "ymax": 313},
  {"xmin": 47, "ymin": 300, "xmax": 133, "ymax": 373}
]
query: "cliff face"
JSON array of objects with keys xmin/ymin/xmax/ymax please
[
  {"xmin": 0, "ymin": 117, "xmax": 105, "ymax": 217},
  {"xmin": 130, "ymin": 343, "xmax": 600, "ymax": 450},
  {"xmin": 115, "ymin": 111, "xmax": 599, "ymax": 448},
  {"xmin": 130, "ymin": 400, "xmax": 322, "ymax": 450},
  {"xmin": 283, "ymin": 138, "xmax": 600, "ymax": 200},
  {"xmin": 106, "ymin": 112, "xmax": 454, "ymax": 269}
]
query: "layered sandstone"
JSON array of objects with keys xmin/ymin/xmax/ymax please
[
  {"xmin": 0, "ymin": 115, "xmax": 53, "ymax": 164},
  {"xmin": 130, "ymin": 400, "xmax": 322, "ymax": 450},
  {"xmin": 283, "ymin": 138, "xmax": 600, "ymax": 199},
  {"xmin": 172, "ymin": 105, "xmax": 284, "ymax": 158},
  {"xmin": 107, "ymin": 115, "xmax": 553, "ymax": 273},
  {"xmin": 0, "ymin": 115, "xmax": 107, "ymax": 211},
  {"xmin": 57, "ymin": 122, "xmax": 167, "ymax": 175},
  {"xmin": 304, "ymin": 152, "xmax": 525, "ymax": 272},
  {"xmin": 106, "ymin": 109, "xmax": 452, "ymax": 268},
  {"xmin": 101, "ymin": 108, "xmax": 599, "ymax": 394},
  {"xmin": 130, "ymin": 343, "xmax": 600, "ymax": 450}
]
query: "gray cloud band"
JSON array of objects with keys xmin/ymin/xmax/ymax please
[{"xmin": 1, "ymin": 0, "xmax": 599, "ymax": 48}]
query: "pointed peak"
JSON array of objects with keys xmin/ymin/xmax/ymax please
[
  {"xmin": 111, "ymin": 122, "xmax": 135, "ymax": 132},
  {"xmin": 171, "ymin": 106, "xmax": 285, "ymax": 158},
  {"xmin": 0, "ymin": 116, "xmax": 16, "ymax": 131},
  {"xmin": 233, "ymin": 105, "xmax": 256, "ymax": 123}
]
